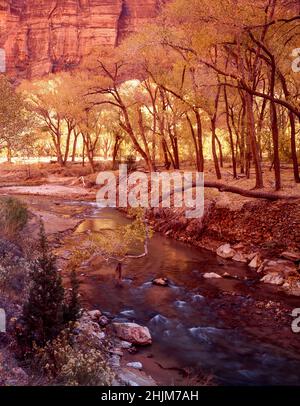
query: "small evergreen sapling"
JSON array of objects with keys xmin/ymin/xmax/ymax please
[{"xmin": 64, "ymin": 270, "xmax": 81, "ymax": 322}]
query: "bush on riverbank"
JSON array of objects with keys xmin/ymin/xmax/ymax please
[
  {"xmin": 0, "ymin": 197, "xmax": 28, "ymax": 238},
  {"xmin": 34, "ymin": 327, "xmax": 113, "ymax": 386}
]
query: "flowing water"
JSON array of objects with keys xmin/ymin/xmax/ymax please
[{"xmin": 71, "ymin": 205, "xmax": 300, "ymax": 386}]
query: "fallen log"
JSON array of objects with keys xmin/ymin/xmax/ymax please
[
  {"xmin": 203, "ymin": 181, "xmax": 300, "ymax": 200},
  {"xmin": 160, "ymin": 180, "xmax": 300, "ymax": 203}
]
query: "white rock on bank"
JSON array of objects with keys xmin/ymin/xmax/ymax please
[
  {"xmin": 126, "ymin": 362, "xmax": 143, "ymax": 370},
  {"xmin": 116, "ymin": 368, "xmax": 157, "ymax": 386},
  {"xmin": 216, "ymin": 244, "xmax": 236, "ymax": 259},
  {"xmin": 120, "ymin": 341, "xmax": 133, "ymax": 349}
]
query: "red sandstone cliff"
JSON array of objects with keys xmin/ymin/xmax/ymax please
[{"xmin": 0, "ymin": 0, "xmax": 161, "ymax": 79}]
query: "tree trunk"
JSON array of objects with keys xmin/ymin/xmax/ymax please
[
  {"xmin": 81, "ymin": 134, "xmax": 85, "ymax": 167},
  {"xmin": 215, "ymin": 134, "xmax": 223, "ymax": 168},
  {"xmin": 224, "ymin": 86, "xmax": 237, "ymax": 178},
  {"xmin": 161, "ymin": 139, "xmax": 171, "ymax": 170},
  {"xmin": 112, "ymin": 134, "xmax": 122, "ymax": 170},
  {"xmin": 269, "ymin": 58, "xmax": 281, "ymax": 190},
  {"xmin": 270, "ymin": 100, "xmax": 281, "ymax": 190},
  {"xmin": 240, "ymin": 97, "xmax": 246, "ymax": 174},
  {"xmin": 186, "ymin": 113, "xmax": 201, "ymax": 171},
  {"xmin": 6, "ymin": 145, "xmax": 12, "ymax": 163},
  {"xmin": 71, "ymin": 131, "xmax": 79, "ymax": 163},
  {"xmin": 211, "ymin": 118, "xmax": 222, "ymax": 179},
  {"xmin": 246, "ymin": 93, "xmax": 264, "ymax": 188},
  {"xmin": 278, "ymin": 72, "xmax": 300, "ymax": 183},
  {"xmin": 195, "ymin": 109, "xmax": 204, "ymax": 172},
  {"xmin": 290, "ymin": 113, "xmax": 300, "ymax": 183},
  {"xmin": 115, "ymin": 262, "xmax": 123, "ymax": 283},
  {"xmin": 211, "ymin": 87, "xmax": 222, "ymax": 179}
]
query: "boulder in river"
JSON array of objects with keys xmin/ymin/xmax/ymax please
[
  {"xmin": 222, "ymin": 272, "xmax": 238, "ymax": 279},
  {"xmin": 203, "ymin": 272, "xmax": 222, "ymax": 279},
  {"xmin": 113, "ymin": 322, "xmax": 152, "ymax": 346},
  {"xmin": 216, "ymin": 244, "xmax": 236, "ymax": 259},
  {"xmin": 152, "ymin": 277, "xmax": 169, "ymax": 287}
]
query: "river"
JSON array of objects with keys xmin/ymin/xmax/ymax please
[{"xmin": 68, "ymin": 204, "xmax": 300, "ymax": 386}]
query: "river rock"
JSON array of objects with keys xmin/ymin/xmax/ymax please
[
  {"xmin": 110, "ymin": 348, "xmax": 124, "ymax": 357},
  {"xmin": 76, "ymin": 313, "xmax": 105, "ymax": 343},
  {"xmin": 282, "ymin": 279, "xmax": 300, "ymax": 296},
  {"xmin": 152, "ymin": 277, "xmax": 169, "ymax": 287},
  {"xmin": 248, "ymin": 254, "xmax": 261, "ymax": 269},
  {"xmin": 232, "ymin": 252, "xmax": 248, "ymax": 263},
  {"xmin": 120, "ymin": 341, "xmax": 133, "ymax": 349},
  {"xmin": 99, "ymin": 316, "xmax": 110, "ymax": 327},
  {"xmin": 222, "ymin": 272, "xmax": 238, "ymax": 279},
  {"xmin": 109, "ymin": 354, "xmax": 121, "ymax": 368},
  {"xmin": 281, "ymin": 251, "xmax": 300, "ymax": 262},
  {"xmin": 116, "ymin": 368, "xmax": 157, "ymax": 386},
  {"xmin": 263, "ymin": 260, "xmax": 297, "ymax": 277},
  {"xmin": 260, "ymin": 272, "xmax": 284, "ymax": 286},
  {"xmin": 216, "ymin": 244, "xmax": 236, "ymax": 259},
  {"xmin": 126, "ymin": 362, "xmax": 143, "ymax": 370},
  {"xmin": 203, "ymin": 272, "xmax": 222, "ymax": 279},
  {"xmin": 113, "ymin": 322, "xmax": 152, "ymax": 346},
  {"xmin": 233, "ymin": 242, "xmax": 245, "ymax": 250}
]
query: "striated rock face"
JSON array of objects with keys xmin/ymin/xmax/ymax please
[{"xmin": 0, "ymin": 0, "xmax": 161, "ymax": 79}]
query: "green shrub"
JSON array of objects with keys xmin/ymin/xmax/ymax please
[{"xmin": 0, "ymin": 197, "xmax": 28, "ymax": 237}]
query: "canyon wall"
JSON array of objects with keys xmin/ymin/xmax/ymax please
[{"xmin": 0, "ymin": 0, "xmax": 161, "ymax": 79}]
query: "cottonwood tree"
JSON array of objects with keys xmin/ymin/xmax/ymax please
[
  {"xmin": 0, "ymin": 75, "xmax": 32, "ymax": 162},
  {"xmin": 88, "ymin": 49, "xmax": 160, "ymax": 172},
  {"xmin": 137, "ymin": 0, "xmax": 300, "ymax": 189},
  {"xmin": 20, "ymin": 73, "xmax": 87, "ymax": 166}
]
